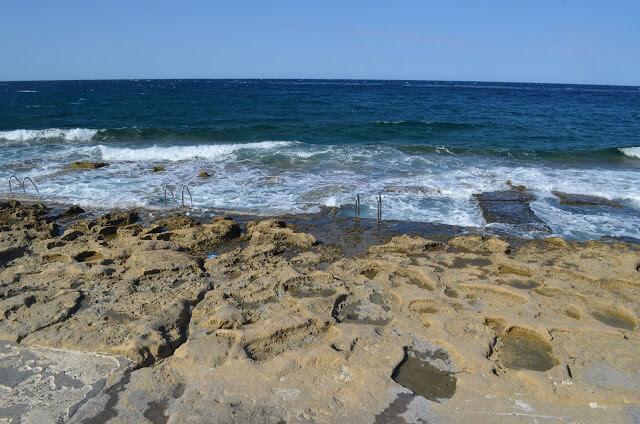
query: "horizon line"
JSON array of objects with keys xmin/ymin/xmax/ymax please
[{"xmin": 1, "ymin": 77, "xmax": 639, "ymax": 88}]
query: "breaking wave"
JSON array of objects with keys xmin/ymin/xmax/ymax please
[
  {"xmin": 0, "ymin": 128, "xmax": 98, "ymax": 142},
  {"xmin": 619, "ymin": 146, "xmax": 640, "ymax": 159},
  {"xmin": 98, "ymin": 141, "xmax": 297, "ymax": 161}
]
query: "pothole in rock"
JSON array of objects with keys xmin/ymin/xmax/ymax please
[
  {"xmin": 409, "ymin": 299, "xmax": 440, "ymax": 315},
  {"xmin": 444, "ymin": 287, "xmax": 458, "ymax": 298},
  {"xmin": 361, "ymin": 269, "xmax": 379, "ymax": 279},
  {"xmin": 392, "ymin": 342, "xmax": 457, "ymax": 403},
  {"xmin": 332, "ymin": 295, "xmax": 391, "ymax": 325},
  {"xmin": 74, "ymin": 251, "xmax": 104, "ymax": 262},
  {"xmin": 406, "ymin": 278, "xmax": 433, "ymax": 291},
  {"xmin": 493, "ymin": 327, "xmax": 558, "ymax": 372},
  {"xmin": 499, "ymin": 279, "xmax": 539, "ymax": 290},
  {"xmin": 231, "ymin": 295, "xmax": 277, "ymax": 311},
  {"xmin": 369, "ymin": 293, "xmax": 391, "ymax": 311},
  {"xmin": 592, "ymin": 310, "xmax": 636, "ymax": 330},
  {"xmin": 286, "ymin": 285, "xmax": 336, "ymax": 298},
  {"xmin": 450, "ymin": 257, "xmax": 492, "ymax": 269}
]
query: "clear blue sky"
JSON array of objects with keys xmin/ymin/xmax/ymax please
[{"xmin": 1, "ymin": 0, "xmax": 639, "ymax": 84}]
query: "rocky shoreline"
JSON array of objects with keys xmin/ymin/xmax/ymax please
[{"xmin": 1, "ymin": 200, "xmax": 639, "ymax": 423}]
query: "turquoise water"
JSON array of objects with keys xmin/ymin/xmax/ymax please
[{"xmin": 1, "ymin": 80, "xmax": 639, "ymax": 240}]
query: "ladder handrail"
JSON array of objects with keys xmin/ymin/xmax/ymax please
[
  {"xmin": 354, "ymin": 193, "xmax": 360, "ymax": 221},
  {"xmin": 377, "ymin": 194, "xmax": 382, "ymax": 223},
  {"xmin": 8, "ymin": 175, "xmax": 22, "ymax": 194},
  {"xmin": 181, "ymin": 185, "xmax": 193, "ymax": 208},
  {"xmin": 163, "ymin": 185, "xmax": 175, "ymax": 206},
  {"xmin": 22, "ymin": 177, "xmax": 39, "ymax": 195}
]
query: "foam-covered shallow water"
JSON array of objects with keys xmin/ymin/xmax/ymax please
[{"xmin": 1, "ymin": 80, "xmax": 639, "ymax": 241}]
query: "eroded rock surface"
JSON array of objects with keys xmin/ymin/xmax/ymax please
[{"xmin": 1, "ymin": 200, "xmax": 639, "ymax": 423}]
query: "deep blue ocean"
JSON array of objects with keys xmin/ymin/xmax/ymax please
[{"xmin": 1, "ymin": 79, "xmax": 639, "ymax": 240}]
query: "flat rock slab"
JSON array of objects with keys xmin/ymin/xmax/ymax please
[
  {"xmin": 473, "ymin": 189, "xmax": 551, "ymax": 233},
  {"xmin": 0, "ymin": 342, "xmax": 131, "ymax": 423},
  {"xmin": 552, "ymin": 191, "xmax": 623, "ymax": 208}
]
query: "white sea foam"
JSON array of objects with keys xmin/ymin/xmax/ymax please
[
  {"xmin": 0, "ymin": 128, "xmax": 98, "ymax": 142},
  {"xmin": 4, "ymin": 140, "xmax": 640, "ymax": 241},
  {"xmin": 98, "ymin": 141, "xmax": 296, "ymax": 162},
  {"xmin": 620, "ymin": 146, "xmax": 640, "ymax": 159}
]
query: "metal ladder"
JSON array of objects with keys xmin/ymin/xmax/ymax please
[
  {"xmin": 8, "ymin": 176, "xmax": 39, "ymax": 195},
  {"xmin": 353, "ymin": 193, "xmax": 382, "ymax": 223},
  {"xmin": 163, "ymin": 184, "xmax": 193, "ymax": 208}
]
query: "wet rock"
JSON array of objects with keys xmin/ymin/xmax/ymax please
[
  {"xmin": 473, "ymin": 189, "xmax": 550, "ymax": 232},
  {"xmin": 56, "ymin": 205, "xmax": 85, "ymax": 218},
  {"xmin": 392, "ymin": 341, "xmax": 457, "ymax": 403},
  {"xmin": 198, "ymin": 171, "xmax": 210, "ymax": 178},
  {"xmin": 318, "ymin": 205, "xmax": 340, "ymax": 216},
  {"xmin": 384, "ymin": 185, "xmax": 440, "ymax": 195},
  {"xmin": 552, "ymin": 190, "xmax": 623, "ymax": 208},
  {"xmin": 0, "ymin": 342, "xmax": 132, "ymax": 424},
  {"xmin": 152, "ymin": 166, "xmax": 165, "ymax": 172},
  {"xmin": 505, "ymin": 180, "xmax": 527, "ymax": 191},
  {"xmin": 475, "ymin": 188, "xmax": 534, "ymax": 203},
  {"xmin": 69, "ymin": 162, "xmax": 109, "ymax": 169}
]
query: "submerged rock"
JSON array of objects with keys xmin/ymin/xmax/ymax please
[
  {"xmin": 152, "ymin": 166, "xmax": 165, "ymax": 172},
  {"xmin": 473, "ymin": 188, "xmax": 550, "ymax": 232},
  {"xmin": 384, "ymin": 185, "xmax": 440, "ymax": 195},
  {"xmin": 552, "ymin": 190, "xmax": 623, "ymax": 208},
  {"xmin": 69, "ymin": 161, "xmax": 109, "ymax": 169},
  {"xmin": 198, "ymin": 171, "xmax": 210, "ymax": 178}
]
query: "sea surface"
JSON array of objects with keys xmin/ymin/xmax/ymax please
[{"xmin": 1, "ymin": 79, "xmax": 639, "ymax": 241}]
